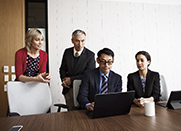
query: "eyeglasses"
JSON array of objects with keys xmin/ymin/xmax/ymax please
[{"xmin": 98, "ymin": 59, "xmax": 113, "ymax": 65}]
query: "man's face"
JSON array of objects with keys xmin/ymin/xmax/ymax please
[
  {"xmin": 97, "ymin": 53, "xmax": 114, "ymax": 75},
  {"xmin": 71, "ymin": 33, "xmax": 86, "ymax": 51}
]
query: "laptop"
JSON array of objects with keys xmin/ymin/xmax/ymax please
[
  {"xmin": 157, "ymin": 90, "xmax": 181, "ymax": 109},
  {"xmin": 86, "ymin": 91, "xmax": 135, "ymax": 119}
]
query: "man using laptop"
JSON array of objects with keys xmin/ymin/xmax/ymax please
[{"xmin": 77, "ymin": 48, "xmax": 122, "ymax": 111}]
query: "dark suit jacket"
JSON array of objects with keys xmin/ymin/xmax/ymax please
[
  {"xmin": 77, "ymin": 67, "xmax": 122, "ymax": 108},
  {"xmin": 59, "ymin": 47, "xmax": 95, "ymax": 95},
  {"xmin": 127, "ymin": 69, "xmax": 161, "ymax": 102}
]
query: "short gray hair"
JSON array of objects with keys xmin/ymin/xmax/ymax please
[{"xmin": 72, "ymin": 29, "xmax": 86, "ymax": 39}]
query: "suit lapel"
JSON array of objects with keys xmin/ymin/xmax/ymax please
[
  {"xmin": 108, "ymin": 71, "xmax": 113, "ymax": 92},
  {"xmin": 136, "ymin": 71, "xmax": 144, "ymax": 96},
  {"xmin": 70, "ymin": 48, "xmax": 74, "ymax": 72},
  {"xmin": 145, "ymin": 70, "xmax": 151, "ymax": 96},
  {"xmin": 94, "ymin": 68, "xmax": 100, "ymax": 93}
]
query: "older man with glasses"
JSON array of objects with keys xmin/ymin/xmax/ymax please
[{"xmin": 77, "ymin": 48, "xmax": 122, "ymax": 111}]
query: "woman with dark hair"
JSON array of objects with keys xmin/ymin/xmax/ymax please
[
  {"xmin": 127, "ymin": 51, "xmax": 161, "ymax": 107},
  {"xmin": 15, "ymin": 28, "xmax": 51, "ymax": 83}
]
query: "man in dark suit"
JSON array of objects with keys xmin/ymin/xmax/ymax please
[
  {"xmin": 59, "ymin": 29, "xmax": 95, "ymax": 111},
  {"xmin": 77, "ymin": 48, "xmax": 122, "ymax": 111}
]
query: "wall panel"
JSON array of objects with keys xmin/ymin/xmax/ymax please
[
  {"xmin": 48, "ymin": 0, "xmax": 181, "ymax": 112},
  {"xmin": 0, "ymin": 0, "xmax": 25, "ymax": 117}
]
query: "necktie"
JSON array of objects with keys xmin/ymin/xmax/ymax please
[
  {"xmin": 101, "ymin": 75, "xmax": 108, "ymax": 94},
  {"xmin": 75, "ymin": 52, "xmax": 79, "ymax": 57}
]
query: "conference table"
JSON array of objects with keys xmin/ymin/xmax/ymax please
[{"xmin": 0, "ymin": 105, "xmax": 181, "ymax": 131}]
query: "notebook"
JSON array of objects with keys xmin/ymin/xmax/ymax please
[
  {"xmin": 86, "ymin": 91, "xmax": 135, "ymax": 119},
  {"xmin": 157, "ymin": 90, "xmax": 181, "ymax": 109}
]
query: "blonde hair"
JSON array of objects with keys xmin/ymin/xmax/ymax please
[{"xmin": 25, "ymin": 28, "xmax": 44, "ymax": 52}]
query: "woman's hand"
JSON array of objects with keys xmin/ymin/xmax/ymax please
[
  {"xmin": 133, "ymin": 98, "xmax": 145, "ymax": 107},
  {"xmin": 36, "ymin": 72, "xmax": 51, "ymax": 83},
  {"xmin": 133, "ymin": 97, "xmax": 154, "ymax": 107}
]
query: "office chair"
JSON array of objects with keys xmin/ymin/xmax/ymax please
[
  {"xmin": 7, "ymin": 81, "xmax": 67, "ymax": 116},
  {"xmin": 160, "ymin": 75, "xmax": 168, "ymax": 101},
  {"xmin": 73, "ymin": 80, "xmax": 81, "ymax": 108},
  {"xmin": 54, "ymin": 80, "xmax": 81, "ymax": 111}
]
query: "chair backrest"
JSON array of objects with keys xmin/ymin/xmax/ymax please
[
  {"xmin": 7, "ymin": 81, "xmax": 52, "ymax": 116},
  {"xmin": 73, "ymin": 80, "xmax": 81, "ymax": 107},
  {"xmin": 160, "ymin": 75, "xmax": 168, "ymax": 101}
]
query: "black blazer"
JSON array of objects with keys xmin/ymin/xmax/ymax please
[
  {"xmin": 77, "ymin": 68, "xmax": 122, "ymax": 108},
  {"xmin": 59, "ymin": 47, "xmax": 95, "ymax": 95},
  {"xmin": 127, "ymin": 69, "xmax": 161, "ymax": 102}
]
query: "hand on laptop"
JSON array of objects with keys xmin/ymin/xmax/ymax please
[{"xmin": 86, "ymin": 102, "xmax": 94, "ymax": 111}]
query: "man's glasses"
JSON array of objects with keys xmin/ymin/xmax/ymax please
[{"xmin": 98, "ymin": 58, "xmax": 113, "ymax": 65}]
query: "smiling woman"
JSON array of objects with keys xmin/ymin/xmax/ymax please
[{"xmin": 15, "ymin": 28, "xmax": 51, "ymax": 83}]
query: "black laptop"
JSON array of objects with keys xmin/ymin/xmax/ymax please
[
  {"xmin": 86, "ymin": 91, "xmax": 135, "ymax": 119},
  {"xmin": 157, "ymin": 90, "xmax": 181, "ymax": 109}
]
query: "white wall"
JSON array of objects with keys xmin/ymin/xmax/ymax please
[{"xmin": 48, "ymin": 0, "xmax": 181, "ymax": 112}]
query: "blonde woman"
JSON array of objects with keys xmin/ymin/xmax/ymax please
[{"xmin": 15, "ymin": 28, "xmax": 51, "ymax": 83}]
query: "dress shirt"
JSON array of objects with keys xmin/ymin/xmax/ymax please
[
  {"xmin": 99, "ymin": 68, "xmax": 109, "ymax": 94},
  {"xmin": 85, "ymin": 69, "xmax": 110, "ymax": 108},
  {"xmin": 73, "ymin": 47, "xmax": 84, "ymax": 57}
]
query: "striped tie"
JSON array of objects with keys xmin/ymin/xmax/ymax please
[{"xmin": 101, "ymin": 75, "xmax": 108, "ymax": 94}]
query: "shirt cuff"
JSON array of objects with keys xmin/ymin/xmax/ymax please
[{"xmin": 85, "ymin": 103, "xmax": 91, "ymax": 108}]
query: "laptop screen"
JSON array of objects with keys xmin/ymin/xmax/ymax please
[
  {"xmin": 86, "ymin": 91, "xmax": 135, "ymax": 119},
  {"xmin": 166, "ymin": 90, "xmax": 181, "ymax": 109}
]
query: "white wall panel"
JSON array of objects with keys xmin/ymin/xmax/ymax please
[{"xmin": 48, "ymin": 0, "xmax": 181, "ymax": 112}]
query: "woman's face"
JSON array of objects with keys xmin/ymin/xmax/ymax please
[
  {"xmin": 31, "ymin": 35, "xmax": 44, "ymax": 50},
  {"xmin": 136, "ymin": 54, "xmax": 150, "ymax": 71}
]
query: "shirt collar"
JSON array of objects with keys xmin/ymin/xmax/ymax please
[
  {"xmin": 99, "ymin": 68, "xmax": 109, "ymax": 77},
  {"xmin": 74, "ymin": 47, "xmax": 84, "ymax": 57}
]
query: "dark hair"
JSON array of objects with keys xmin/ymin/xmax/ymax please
[
  {"xmin": 72, "ymin": 29, "xmax": 86, "ymax": 38},
  {"xmin": 135, "ymin": 51, "xmax": 151, "ymax": 66},
  {"xmin": 97, "ymin": 48, "xmax": 114, "ymax": 58}
]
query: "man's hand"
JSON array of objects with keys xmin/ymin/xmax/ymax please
[
  {"xmin": 62, "ymin": 77, "xmax": 71, "ymax": 88},
  {"xmin": 62, "ymin": 81, "xmax": 70, "ymax": 88},
  {"xmin": 86, "ymin": 102, "xmax": 94, "ymax": 111}
]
